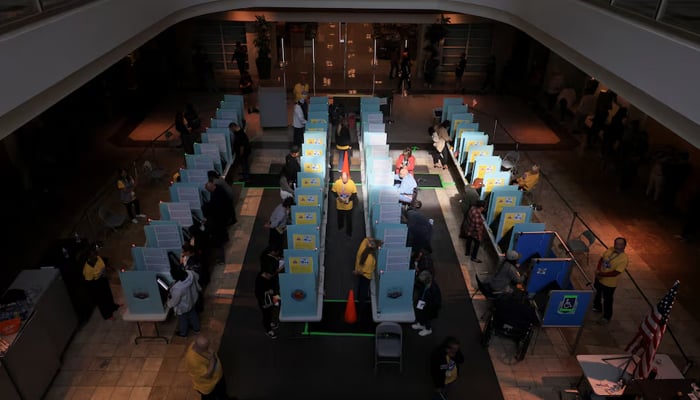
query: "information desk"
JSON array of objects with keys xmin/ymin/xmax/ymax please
[
  {"xmin": 577, "ymin": 354, "xmax": 684, "ymax": 397},
  {"xmin": 122, "ymin": 309, "xmax": 170, "ymax": 344}
]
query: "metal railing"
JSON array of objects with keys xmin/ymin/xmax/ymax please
[
  {"xmin": 584, "ymin": 0, "xmax": 700, "ymax": 37},
  {"xmin": 469, "ymin": 104, "xmax": 694, "ymax": 373}
]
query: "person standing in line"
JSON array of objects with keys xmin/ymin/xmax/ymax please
[
  {"xmin": 593, "ymin": 237, "xmax": 629, "ymax": 325},
  {"xmin": 185, "ymin": 336, "xmax": 237, "ymax": 400},
  {"xmin": 117, "ymin": 168, "xmax": 146, "ymax": 224},
  {"xmin": 389, "ymin": 48, "xmax": 400, "ymax": 79},
  {"xmin": 396, "ymin": 50, "xmax": 412, "ymax": 93},
  {"xmin": 83, "ymin": 248, "xmax": 121, "ymax": 320},
  {"xmin": 331, "ymin": 171, "xmax": 358, "ymax": 237},
  {"xmin": 285, "ymin": 145, "xmax": 301, "ymax": 188},
  {"xmin": 430, "ymin": 336, "xmax": 464, "ymax": 400},
  {"xmin": 264, "ymin": 197, "xmax": 294, "ymax": 250},
  {"xmin": 481, "ymin": 56, "xmax": 496, "ymax": 93},
  {"xmin": 292, "ymin": 99, "xmax": 307, "ymax": 147},
  {"xmin": 239, "ymin": 70, "xmax": 258, "ymax": 114},
  {"xmin": 293, "ymin": 73, "xmax": 310, "ymax": 117},
  {"xmin": 231, "ymin": 41, "xmax": 248, "ymax": 74},
  {"xmin": 353, "ymin": 237, "xmax": 383, "ymax": 315},
  {"xmin": 412, "ymin": 270, "xmax": 441, "ymax": 336},
  {"xmin": 167, "ymin": 265, "xmax": 201, "ymax": 337},
  {"xmin": 464, "ymin": 200, "xmax": 485, "ymax": 263},
  {"xmin": 254, "ymin": 266, "xmax": 281, "ymax": 339},
  {"xmin": 176, "ymin": 110, "xmax": 195, "ymax": 155},
  {"xmin": 230, "ymin": 122, "xmax": 251, "ymax": 181},
  {"xmin": 455, "ymin": 53, "xmax": 467, "ymax": 93},
  {"xmin": 335, "ymin": 119, "xmax": 352, "ymax": 172}
]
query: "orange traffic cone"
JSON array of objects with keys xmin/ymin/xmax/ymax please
[
  {"xmin": 342, "ymin": 152, "xmax": 350, "ymax": 176},
  {"xmin": 344, "ymin": 289, "xmax": 357, "ymax": 324}
]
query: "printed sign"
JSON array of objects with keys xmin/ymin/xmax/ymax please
[
  {"xmin": 297, "ymin": 194, "xmax": 319, "ymax": 207},
  {"xmin": 502, "ymin": 212, "xmax": 527, "ymax": 235},
  {"xmin": 293, "ymin": 234, "xmax": 316, "ymax": 250},
  {"xmin": 303, "ymin": 162, "xmax": 323, "ymax": 173},
  {"xmin": 294, "ymin": 212, "xmax": 318, "ymax": 225},
  {"xmin": 494, "ymin": 196, "xmax": 517, "ymax": 215},
  {"xmin": 301, "ymin": 177, "xmax": 321, "ymax": 187},
  {"xmin": 288, "ymin": 256, "xmax": 314, "ymax": 274}
]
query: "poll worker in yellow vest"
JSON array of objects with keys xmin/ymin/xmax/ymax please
[
  {"xmin": 515, "ymin": 164, "xmax": 540, "ymax": 191},
  {"xmin": 185, "ymin": 336, "xmax": 236, "ymax": 400},
  {"xmin": 331, "ymin": 171, "xmax": 357, "ymax": 237},
  {"xmin": 430, "ymin": 336, "xmax": 464, "ymax": 399},
  {"xmin": 593, "ymin": 237, "xmax": 629, "ymax": 325},
  {"xmin": 83, "ymin": 248, "xmax": 121, "ymax": 320},
  {"xmin": 353, "ymin": 237, "xmax": 383, "ymax": 319}
]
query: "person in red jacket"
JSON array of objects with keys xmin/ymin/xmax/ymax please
[{"xmin": 395, "ymin": 147, "xmax": 416, "ymax": 175}]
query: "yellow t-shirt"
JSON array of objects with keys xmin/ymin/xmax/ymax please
[
  {"xmin": 83, "ymin": 256, "xmax": 106, "ymax": 281},
  {"xmin": 185, "ymin": 344, "xmax": 223, "ymax": 395},
  {"xmin": 293, "ymin": 83, "xmax": 309, "ymax": 103},
  {"xmin": 597, "ymin": 247, "xmax": 628, "ymax": 287},
  {"xmin": 354, "ymin": 238, "xmax": 377, "ymax": 280},
  {"xmin": 331, "ymin": 179, "xmax": 357, "ymax": 211},
  {"xmin": 444, "ymin": 355, "xmax": 458, "ymax": 385},
  {"xmin": 517, "ymin": 172, "xmax": 540, "ymax": 191}
]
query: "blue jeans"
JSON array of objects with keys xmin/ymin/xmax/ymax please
[{"xmin": 177, "ymin": 308, "xmax": 200, "ymax": 336}]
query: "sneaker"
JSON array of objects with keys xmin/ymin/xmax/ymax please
[
  {"xmin": 270, "ymin": 322, "xmax": 279, "ymax": 330},
  {"xmin": 596, "ymin": 318, "xmax": 610, "ymax": 325},
  {"xmin": 591, "ymin": 307, "xmax": 602, "ymax": 313},
  {"xmin": 266, "ymin": 330, "xmax": 278, "ymax": 339},
  {"xmin": 131, "ymin": 218, "xmax": 139, "ymax": 224},
  {"xmin": 418, "ymin": 328, "xmax": 433, "ymax": 336},
  {"xmin": 411, "ymin": 323, "xmax": 425, "ymax": 330},
  {"xmin": 136, "ymin": 214, "xmax": 147, "ymax": 218}
]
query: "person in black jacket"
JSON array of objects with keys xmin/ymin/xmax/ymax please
[
  {"xmin": 230, "ymin": 122, "xmax": 251, "ymax": 180},
  {"xmin": 203, "ymin": 181, "xmax": 234, "ymax": 247},
  {"xmin": 430, "ymin": 336, "xmax": 464, "ymax": 399},
  {"xmin": 412, "ymin": 270, "xmax": 441, "ymax": 336},
  {"xmin": 254, "ymin": 270, "xmax": 280, "ymax": 339}
]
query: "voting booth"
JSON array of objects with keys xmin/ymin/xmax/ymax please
[
  {"xmin": 279, "ymin": 95, "xmax": 331, "ymax": 322},
  {"xmin": 359, "ymin": 96, "xmax": 415, "ymax": 323}
]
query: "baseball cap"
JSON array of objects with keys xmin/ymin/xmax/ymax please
[{"xmin": 506, "ymin": 250, "xmax": 520, "ymax": 261}]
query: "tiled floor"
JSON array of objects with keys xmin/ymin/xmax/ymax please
[{"xmin": 39, "ymin": 90, "xmax": 700, "ymax": 400}]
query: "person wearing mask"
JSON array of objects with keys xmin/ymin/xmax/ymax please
[
  {"xmin": 185, "ymin": 336, "xmax": 236, "ymax": 400},
  {"xmin": 230, "ymin": 122, "xmax": 251, "ymax": 181},
  {"xmin": 117, "ymin": 168, "xmax": 146, "ymax": 224},
  {"xmin": 464, "ymin": 200, "xmax": 486, "ymax": 263},
  {"xmin": 395, "ymin": 166, "xmax": 418, "ymax": 205},
  {"xmin": 485, "ymin": 250, "xmax": 524, "ymax": 295},
  {"xmin": 292, "ymin": 100, "xmax": 307, "ymax": 146},
  {"xmin": 167, "ymin": 265, "xmax": 201, "ymax": 337},
  {"xmin": 430, "ymin": 336, "xmax": 464, "ymax": 399},
  {"xmin": 395, "ymin": 147, "xmax": 416, "ymax": 175},
  {"xmin": 83, "ymin": 248, "xmax": 120, "ymax": 320},
  {"xmin": 412, "ymin": 270, "xmax": 442, "ymax": 336},
  {"xmin": 593, "ymin": 237, "xmax": 629, "ymax": 325},
  {"xmin": 331, "ymin": 171, "xmax": 358, "ymax": 237},
  {"xmin": 353, "ymin": 238, "xmax": 383, "ymax": 316}
]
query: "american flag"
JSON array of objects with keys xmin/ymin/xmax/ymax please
[{"xmin": 625, "ymin": 280, "xmax": 679, "ymax": 379}]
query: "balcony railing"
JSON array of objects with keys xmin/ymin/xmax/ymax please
[
  {"xmin": 0, "ymin": 0, "xmax": 93, "ymax": 32},
  {"xmin": 586, "ymin": 0, "xmax": 700, "ymax": 37}
]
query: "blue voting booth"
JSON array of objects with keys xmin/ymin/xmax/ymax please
[{"xmin": 495, "ymin": 206, "xmax": 532, "ymax": 242}]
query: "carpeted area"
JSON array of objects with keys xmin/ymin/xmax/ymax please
[
  {"xmin": 415, "ymin": 173, "xmax": 442, "ymax": 188},
  {"xmin": 218, "ymin": 188, "xmax": 503, "ymax": 400},
  {"xmin": 304, "ymin": 301, "xmax": 375, "ymax": 335}
]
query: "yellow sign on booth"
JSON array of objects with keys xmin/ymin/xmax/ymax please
[
  {"xmin": 476, "ymin": 164, "xmax": 498, "ymax": 180},
  {"xmin": 288, "ymin": 256, "xmax": 313, "ymax": 274},
  {"xmin": 303, "ymin": 162, "xmax": 323, "ymax": 173},
  {"xmin": 494, "ymin": 196, "xmax": 517, "ymax": 216},
  {"xmin": 470, "ymin": 149, "xmax": 491, "ymax": 163},
  {"xmin": 293, "ymin": 234, "xmax": 316, "ymax": 250},
  {"xmin": 294, "ymin": 212, "xmax": 318, "ymax": 225},
  {"xmin": 301, "ymin": 177, "xmax": 321, "ymax": 187},
  {"xmin": 483, "ymin": 177, "xmax": 507, "ymax": 193},
  {"xmin": 305, "ymin": 137, "xmax": 324, "ymax": 145},
  {"xmin": 298, "ymin": 194, "xmax": 319, "ymax": 207},
  {"xmin": 502, "ymin": 212, "xmax": 526, "ymax": 235},
  {"xmin": 304, "ymin": 149, "xmax": 324, "ymax": 157}
]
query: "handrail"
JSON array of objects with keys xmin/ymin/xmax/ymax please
[
  {"xmin": 469, "ymin": 105, "xmax": 693, "ymax": 373},
  {"xmin": 65, "ymin": 123, "xmax": 175, "ymax": 238}
]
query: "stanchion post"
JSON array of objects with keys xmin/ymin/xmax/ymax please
[
  {"xmin": 492, "ymin": 118, "xmax": 498, "ymax": 143},
  {"xmin": 567, "ymin": 212, "xmax": 577, "ymax": 242}
]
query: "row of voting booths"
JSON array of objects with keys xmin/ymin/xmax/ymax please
[
  {"xmin": 439, "ymin": 97, "xmax": 592, "ymax": 349},
  {"xmin": 118, "ymin": 96, "xmax": 241, "ymax": 336},
  {"xmin": 360, "ymin": 97, "xmax": 416, "ymax": 323},
  {"xmin": 278, "ymin": 96, "xmax": 333, "ymax": 322}
]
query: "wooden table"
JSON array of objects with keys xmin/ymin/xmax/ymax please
[{"xmin": 576, "ymin": 354, "xmax": 684, "ymax": 397}]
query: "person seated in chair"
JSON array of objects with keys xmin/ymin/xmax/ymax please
[
  {"xmin": 485, "ymin": 250, "xmax": 525, "ymax": 295},
  {"xmin": 514, "ymin": 164, "xmax": 540, "ymax": 191},
  {"xmin": 395, "ymin": 147, "xmax": 416, "ymax": 175},
  {"xmin": 395, "ymin": 166, "xmax": 417, "ymax": 204}
]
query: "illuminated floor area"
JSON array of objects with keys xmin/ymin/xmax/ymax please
[{"xmin": 41, "ymin": 93, "xmax": 700, "ymax": 400}]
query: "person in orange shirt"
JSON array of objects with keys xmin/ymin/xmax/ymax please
[
  {"xmin": 395, "ymin": 147, "xmax": 416, "ymax": 175},
  {"xmin": 185, "ymin": 336, "xmax": 236, "ymax": 399},
  {"xmin": 593, "ymin": 237, "xmax": 629, "ymax": 325}
]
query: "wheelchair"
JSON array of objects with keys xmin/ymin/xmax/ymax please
[{"xmin": 480, "ymin": 293, "xmax": 539, "ymax": 361}]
